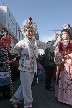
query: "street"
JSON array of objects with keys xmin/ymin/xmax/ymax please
[{"xmin": 0, "ymin": 78, "xmax": 71, "ymax": 108}]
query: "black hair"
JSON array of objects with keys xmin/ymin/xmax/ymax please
[{"xmin": 61, "ymin": 29, "xmax": 70, "ymax": 35}]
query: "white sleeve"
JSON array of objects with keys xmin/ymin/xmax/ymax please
[
  {"xmin": 36, "ymin": 37, "xmax": 57, "ymax": 49},
  {"xmin": 10, "ymin": 40, "xmax": 23, "ymax": 55}
]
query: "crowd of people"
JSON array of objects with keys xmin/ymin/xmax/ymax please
[
  {"xmin": 0, "ymin": 29, "xmax": 20, "ymax": 100},
  {"xmin": 0, "ymin": 18, "xmax": 72, "ymax": 108}
]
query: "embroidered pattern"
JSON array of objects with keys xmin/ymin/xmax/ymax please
[{"xmin": 19, "ymin": 38, "xmax": 37, "ymax": 72}]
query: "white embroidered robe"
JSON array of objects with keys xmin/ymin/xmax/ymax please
[{"xmin": 11, "ymin": 37, "xmax": 56, "ymax": 73}]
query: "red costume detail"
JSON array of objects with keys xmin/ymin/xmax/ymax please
[
  {"xmin": 58, "ymin": 41, "xmax": 72, "ymax": 54},
  {"xmin": 29, "ymin": 17, "xmax": 32, "ymax": 21},
  {"xmin": 28, "ymin": 17, "xmax": 32, "ymax": 25},
  {"xmin": 17, "ymin": 103, "xmax": 21, "ymax": 108},
  {"xmin": 0, "ymin": 37, "xmax": 11, "ymax": 46},
  {"xmin": 0, "ymin": 37, "xmax": 11, "ymax": 50}
]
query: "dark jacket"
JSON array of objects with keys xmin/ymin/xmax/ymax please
[{"xmin": 44, "ymin": 46, "xmax": 56, "ymax": 68}]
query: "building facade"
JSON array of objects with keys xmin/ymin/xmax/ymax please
[
  {"xmin": 16, "ymin": 22, "xmax": 24, "ymax": 41},
  {"xmin": 0, "ymin": 6, "xmax": 23, "ymax": 41}
]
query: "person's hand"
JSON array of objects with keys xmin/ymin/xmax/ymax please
[
  {"xmin": 62, "ymin": 58, "xmax": 64, "ymax": 63},
  {"xmin": 55, "ymin": 32, "xmax": 60, "ymax": 39}
]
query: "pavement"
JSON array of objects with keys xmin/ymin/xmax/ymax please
[{"xmin": 0, "ymin": 78, "xmax": 71, "ymax": 108}]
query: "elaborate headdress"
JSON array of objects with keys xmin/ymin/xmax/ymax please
[
  {"xmin": 61, "ymin": 24, "xmax": 71, "ymax": 35},
  {"xmin": 62, "ymin": 24, "xmax": 70, "ymax": 30},
  {"xmin": 59, "ymin": 24, "xmax": 71, "ymax": 41},
  {"xmin": 23, "ymin": 17, "xmax": 38, "ymax": 36}
]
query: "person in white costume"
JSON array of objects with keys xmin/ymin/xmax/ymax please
[{"xmin": 10, "ymin": 17, "xmax": 58, "ymax": 108}]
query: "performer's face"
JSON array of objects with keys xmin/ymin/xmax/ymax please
[
  {"xmin": 26, "ymin": 28, "xmax": 34, "ymax": 38},
  {"xmin": 62, "ymin": 31, "xmax": 69, "ymax": 40}
]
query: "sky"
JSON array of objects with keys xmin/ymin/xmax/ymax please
[{"xmin": 0, "ymin": 0, "xmax": 72, "ymax": 42}]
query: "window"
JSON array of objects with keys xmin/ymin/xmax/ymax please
[{"xmin": 9, "ymin": 13, "xmax": 10, "ymax": 17}]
